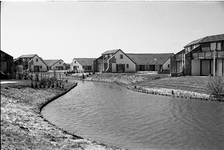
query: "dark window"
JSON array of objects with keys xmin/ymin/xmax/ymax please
[
  {"xmin": 120, "ymin": 55, "xmax": 123, "ymax": 59},
  {"xmin": 40, "ymin": 66, "xmax": 42, "ymax": 69},
  {"xmin": 126, "ymin": 64, "xmax": 129, "ymax": 68},
  {"xmin": 168, "ymin": 64, "xmax": 170, "ymax": 68},
  {"xmin": 36, "ymin": 58, "xmax": 38, "ymax": 62},
  {"xmin": 59, "ymin": 61, "xmax": 61, "ymax": 64}
]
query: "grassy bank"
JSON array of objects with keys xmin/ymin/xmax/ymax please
[
  {"xmin": 85, "ymin": 73, "xmax": 220, "ymax": 101},
  {"xmin": 1, "ymin": 79, "xmax": 124, "ymax": 150}
]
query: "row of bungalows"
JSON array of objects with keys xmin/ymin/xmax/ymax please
[
  {"xmin": 92, "ymin": 49, "xmax": 173, "ymax": 73},
  {"xmin": 171, "ymin": 34, "xmax": 224, "ymax": 76},
  {"xmin": 13, "ymin": 54, "xmax": 67, "ymax": 72}
]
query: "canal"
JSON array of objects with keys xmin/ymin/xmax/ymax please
[{"xmin": 41, "ymin": 81, "xmax": 224, "ymax": 150}]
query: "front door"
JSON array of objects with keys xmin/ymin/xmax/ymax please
[{"xmin": 201, "ymin": 60, "xmax": 211, "ymax": 76}]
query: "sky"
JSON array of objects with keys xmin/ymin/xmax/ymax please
[{"xmin": 1, "ymin": 1, "xmax": 224, "ymax": 63}]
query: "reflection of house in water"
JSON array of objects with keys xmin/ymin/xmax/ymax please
[
  {"xmin": 0, "ymin": 50, "xmax": 13, "ymax": 75},
  {"xmin": 70, "ymin": 58, "xmax": 96, "ymax": 72},
  {"xmin": 171, "ymin": 34, "xmax": 224, "ymax": 76},
  {"xmin": 14, "ymin": 54, "xmax": 48, "ymax": 72}
]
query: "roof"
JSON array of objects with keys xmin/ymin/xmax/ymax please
[
  {"xmin": 102, "ymin": 49, "xmax": 120, "ymax": 55},
  {"xmin": 44, "ymin": 59, "xmax": 63, "ymax": 67},
  {"xmin": 19, "ymin": 54, "xmax": 36, "ymax": 58},
  {"xmin": 127, "ymin": 53, "xmax": 173, "ymax": 65},
  {"xmin": 0, "ymin": 50, "xmax": 13, "ymax": 58},
  {"xmin": 184, "ymin": 33, "xmax": 224, "ymax": 47},
  {"xmin": 74, "ymin": 58, "xmax": 96, "ymax": 66}
]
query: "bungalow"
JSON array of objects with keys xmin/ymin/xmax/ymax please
[
  {"xmin": 14, "ymin": 54, "xmax": 48, "ymax": 72},
  {"xmin": 0, "ymin": 50, "xmax": 13, "ymax": 75},
  {"xmin": 70, "ymin": 58, "xmax": 96, "ymax": 72},
  {"xmin": 93, "ymin": 49, "xmax": 136, "ymax": 73},
  {"xmin": 44, "ymin": 59, "xmax": 65, "ymax": 70},
  {"xmin": 171, "ymin": 34, "xmax": 224, "ymax": 76},
  {"xmin": 127, "ymin": 53, "xmax": 173, "ymax": 72}
]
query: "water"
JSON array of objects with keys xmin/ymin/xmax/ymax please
[{"xmin": 41, "ymin": 81, "xmax": 224, "ymax": 150}]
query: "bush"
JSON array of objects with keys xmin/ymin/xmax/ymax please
[{"xmin": 206, "ymin": 75, "xmax": 224, "ymax": 101}]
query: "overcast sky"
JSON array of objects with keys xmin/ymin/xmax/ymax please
[{"xmin": 1, "ymin": 1, "xmax": 224, "ymax": 63}]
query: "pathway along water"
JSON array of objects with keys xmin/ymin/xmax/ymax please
[{"xmin": 41, "ymin": 81, "xmax": 224, "ymax": 150}]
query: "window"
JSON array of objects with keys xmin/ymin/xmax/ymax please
[
  {"xmin": 59, "ymin": 61, "xmax": 61, "ymax": 64},
  {"xmin": 40, "ymin": 66, "xmax": 42, "ymax": 69},
  {"xmin": 74, "ymin": 61, "xmax": 76, "ymax": 63},
  {"xmin": 217, "ymin": 42, "xmax": 221, "ymax": 50},
  {"xmin": 126, "ymin": 64, "xmax": 129, "ymax": 68},
  {"xmin": 168, "ymin": 64, "xmax": 170, "ymax": 68},
  {"xmin": 120, "ymin": 55, "xmax": 123, "ymax": 59},
  {"xmin": 36, "ymin": 58, "xmax": 38, "ymax": 62}
]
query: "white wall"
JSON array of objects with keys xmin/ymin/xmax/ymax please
[
  {"xmin": 51, "ymin": 60, "xmax": 65, "ymax": 70},
  {"xmin": 162, "ymin": 58, "xmax": 170, "ymax": 70},
  {"xmin": 217, "ymin": 59, "xmax": 223, "ymax": 76},
  {"xmin": 30, "ymin": 55, "xmax": 48, "ymax": 72},
  {"xmin": 191, "ymin": 59, "xmax": 200, "ymax": 76},
  {"xmin": 113, "ymin": 50, "xmax": 136, "ymax": 72},
  {"xmin": 70, "ymin": 59, "xmax": 84, "ymax": 72}
]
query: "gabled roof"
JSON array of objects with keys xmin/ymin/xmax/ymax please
[
  {"xmin": 44, "ymin": 59, "xmax": 63, "ymax": 67},
  {"xmin": 73, "ymin": 58, "xmax": 96, "ymax": 66},
  {"xmin": 0, "ymin": 50, "xmax": 13, "ymax": 58},
  {"xmin": 102, "ymin": 49, "xmax": 120, "ymax": 55},
  {"xmin": 184, "ymin": 33, "xmax": 224, "ymax": 47},
  {"xmin": 127, "ymin": 53, "xmax": 173, "ymax": 65},
  {"xmin": 19, "ymin": 54, "xmax": 36, "ymax": 58}
]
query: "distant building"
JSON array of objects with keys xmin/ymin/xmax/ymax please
[
  {"xmin": 93, "ymin": 49, "xmax": 136, "ymax": 73},
  {"xmin": 14, "ymin": 54, "xmax": 48, "ymax": 72},
  {"xmin": 127, "ymin": 53, "xmax": 173, "ymax": 72},
  {"xmin": 71, "ymin": 58, "xmax": 96, "ymax": 72},
  {"xmin": 171, "ymin": 34, "xmax": 224, "ymax": 76},
  {"xmin": 0, "ymin": 50, "xmax": 13, "ymax": 75},
  {"xmin": 44, "ymin": 59, "xmax": 65, "ymax": 70}
]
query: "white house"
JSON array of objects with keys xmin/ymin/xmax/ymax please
[
  {"xmin": 28, "ymin": 55, "xmax": 48, "ymax": 72},
  {"xmin": 70, "ymin": 58, "xmax": 96, "ymax": 72},
  {"xmin": 93, "ymin": 49, "xmax": 136, "ymax": 73},
  {"xmin": 44, "ymin": 59, "xmax": 65, "ymax": 70}
]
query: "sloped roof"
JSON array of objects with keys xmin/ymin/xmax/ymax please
[
  {"xmin": 19, "ymin": 54, "xmax": 36, "ymax": 58},
  {"xmin": 184, "ymin": 34, "xmax": 224, "ymax": 47},
  {"xmin": 102, "ymin": 49, "xmax": 120, "ymax": 55},
  {"xmin": 44, "ymin": 59, "xmax": 62, "ymax": 67},
  {"xmin": 0, "ymin": 50, "xmax": 13, "ymax": 58},
  {"xmin": 74, "ymin": 58, "xmax": 96, "ymax": 66},
  {"xmin": 127, "ymin": 53, "xmax": 173, "ymax": 65}
]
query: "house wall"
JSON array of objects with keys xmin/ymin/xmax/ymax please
[
  {"xmin": 113, "ymin": 51, "xmax": 136, "ymax": 72},
  {"xmin": 162, "ymin": 58, "xmax": 170, "ymax": 70},
  {"xmin": 51, "ymin": 60, "xmax": 65, "ymax": 70},
  {"xmin": 29, "ymin": 55, "xmax": 47, "ymax": 72},
  {"xmin": 191, "ymin": 59, "xmax": 200, "ymax": 76}
]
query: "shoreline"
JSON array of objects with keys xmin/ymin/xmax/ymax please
[
  {"xmin": 84, "ymin": 76, "xmax": 222, "ymax": 102},
  {"xmin": 1, "ymin": 80, "xmax": 125, "ymax": 150}
]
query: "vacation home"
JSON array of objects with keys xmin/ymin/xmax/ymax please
[
  {"xmin": 44, "ymin": 59, "xmax": 65, "ymax": 70},
  {"xmin": 171, "ymin": 34, "xmax": 224, "ymax": 76},
  {"xmin": 0, "ymin": 50, "xmax": 13, "ymax": 75},
  {"xmin": 93, "ymin": 49, "xmax": 136, "ymax": 73},
  {"xmin": 127, "ymin": 53, "xmax": 173, "ymax": 72},
  {"xmin": 70, "ymin": 58, "xmax": 96, "ymax": 72},
  {"xmin": 14, "ymin": 54, "xmax": 48, "ymax": 72}
]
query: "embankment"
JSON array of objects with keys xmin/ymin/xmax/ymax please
[{"xmin": 1, "ymin": 80, "xmax": 125, "ymax": 150}]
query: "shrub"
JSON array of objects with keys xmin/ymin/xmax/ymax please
[{"xmin": 206, "ymin": 75, "xmax": 224, "ymax": 101}]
